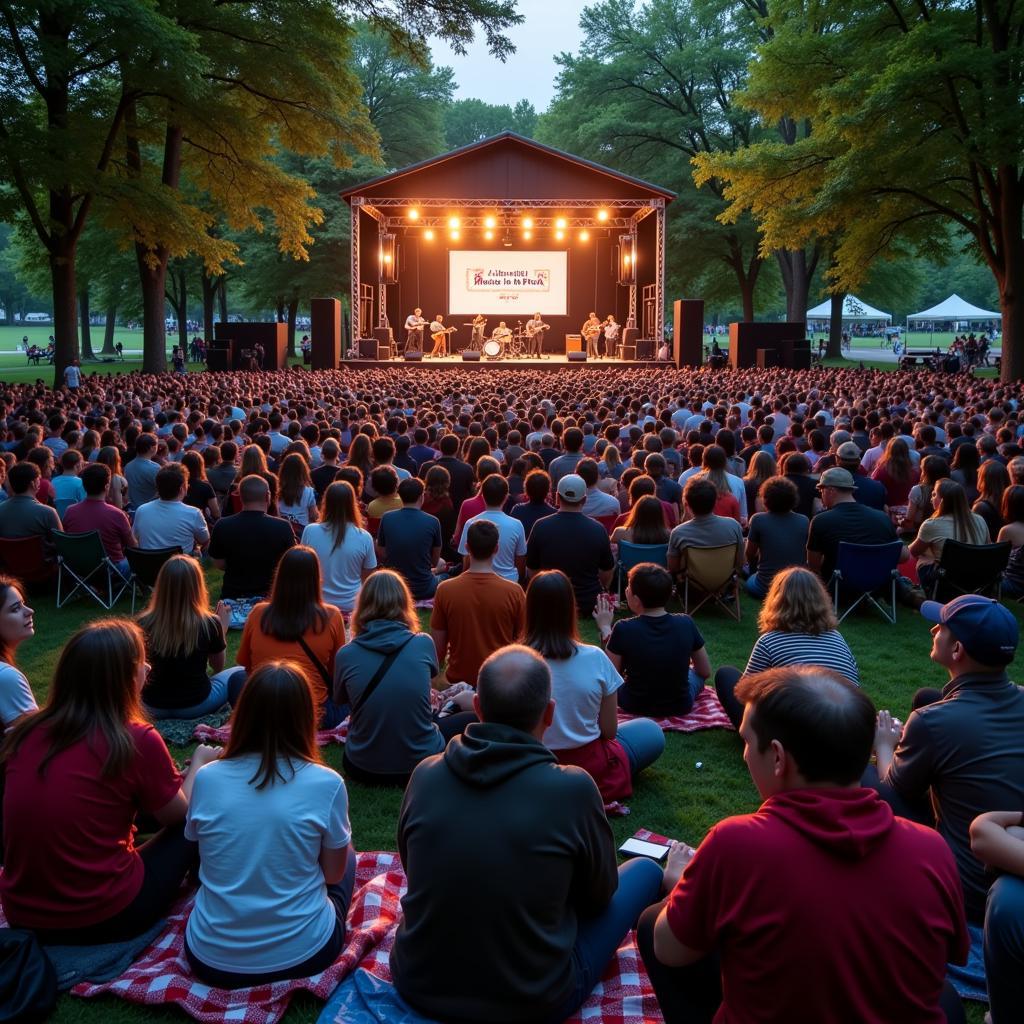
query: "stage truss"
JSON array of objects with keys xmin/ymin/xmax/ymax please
[{"xmin": 349, "ymin": 197, "xmax": 666, "ymax": 345}]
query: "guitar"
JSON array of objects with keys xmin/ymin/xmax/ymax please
[{"xmin": 526, "ymin": 323, "xmax": 551, "ymax": 338}]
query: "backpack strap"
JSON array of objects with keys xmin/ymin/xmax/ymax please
[{"xmin": 350, "ymin": 634, "xmax": 416, "ymax": 717}]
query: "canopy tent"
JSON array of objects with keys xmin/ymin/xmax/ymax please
[
  {"xmin": 806, "ymin": 294, "xmax": 892, "ymax": 322},
  {"xmin": 907, "ymin": 293, "xmax": 1001, "ymax": 322}
]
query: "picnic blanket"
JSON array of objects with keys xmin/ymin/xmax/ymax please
[
  {"xmin": 617, "ymin": 687, "xmax": 734, "ymax": 732},
  {"xmin": 71, "ymin": 851, "xmax": 404, "ymax": 1024},
  {"xmin": 946, "ymin": 922, "xmax": 987, "ymax": 1003}
]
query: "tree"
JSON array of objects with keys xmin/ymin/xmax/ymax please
[
  {"xmin": 538, "ymin": 0, "xmax": 767, "ymax": 319},
  {"xmin": 0, "ymin": 224, "xmax": 32, "ymax": 324},
  {"xmin": 444, "ymin": 96, "xmax": 538, "ymax": 148},
  {"xmin": 696, "ymin": 0, "xmax": 1024, "ymax": 379}
]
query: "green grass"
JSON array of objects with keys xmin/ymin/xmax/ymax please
[{"xmin": 17, "ymin": 565, "xmax": 1001, "ymax": 1022}]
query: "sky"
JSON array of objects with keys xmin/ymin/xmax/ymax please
[{"xmin": 429, "ymin": 0, "xmax": 585, "ymax": 112}]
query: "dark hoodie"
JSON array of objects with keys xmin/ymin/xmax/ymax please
[{"xmin": 390, "ymin": 722, "xmax": 617, "ymax": 1023}]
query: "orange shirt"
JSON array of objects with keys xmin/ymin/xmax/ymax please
[
  {"xmin": 431, "ymin": 571, "xmax": 525, "ymax": 686},
  {"xmin": 237, "ymin": 603, "xmax": 346, "ymax": 710}
]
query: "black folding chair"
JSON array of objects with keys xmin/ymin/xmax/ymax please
[
  {"xmin": 125, "ymin": 546, "xmax": 180, "ymax": 613},
  {"xmin": 930, "ymin": 540, "xmax": 1010, "ymax": 603}
]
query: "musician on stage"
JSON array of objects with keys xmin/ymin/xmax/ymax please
[
  {"xmin": 429, "ymin": 314, "xmax": 454, "ymax": 357},
  {"xmin": 582, "ymin": 312, "xmax": 601, "ymax": 358},
  {"xmin": 405, "ymin": 308, "xmax": 426, "ymax": 351},
  {"xmin": 525, "ymin": 313, "xmax": 549, "ymax": 357},
  {"xmin": 602, "ymin": 315, "xmax": 621, "ymax": 359},
  {"xmin": 470, "ymin": 314, "xmax": 487, "ymax": 349},
  {"xmin": 491, "ymin": 321, "xmax": 512, "ymax": 355}
]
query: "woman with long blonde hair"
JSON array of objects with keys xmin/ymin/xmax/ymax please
[
  {"xmin": 277, "ymin": 452, "xmax": 318, "ymax": 528},
  {"xmin": 744, "ymin": 449, "xmax": 776, "ymax": 513},
  {"xmin": 335, "ymin": 569, "xmax": 474, "ymax": 786},
  {"xmin": 909, "ymin": 478, "xmax": 989, "ymax": 592},
  {"xmin": 713, "ymin": 566, "xmax": 859, "ymax": 729},
  {"xmin": 97, "ymin": 445, "xmax": 129, "ymax": 509},
  {"xmin": 138, "ymin": 555, "xmax": 230, "ymax": 720}
]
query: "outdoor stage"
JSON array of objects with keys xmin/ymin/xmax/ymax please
[{"xmin": 341, "ymin": 354, "xmax": 663, "ymax": 371}]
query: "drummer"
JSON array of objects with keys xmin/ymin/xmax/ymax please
[{"xmin": 490, "ymin": 321, "xmax": 512, "ymax": 356}]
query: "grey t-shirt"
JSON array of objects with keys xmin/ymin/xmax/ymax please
[
  {"xmin": 747, "ymin": 511, "xmax": 810, "ymax": 588},
  {"xmin": 668, "ymin": 514, "xmax": 743, "ymax": 558}
]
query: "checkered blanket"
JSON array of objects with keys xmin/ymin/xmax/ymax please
[{"xmin": 617, "ymin": 687, "xmax": 734, "ymax": 732}]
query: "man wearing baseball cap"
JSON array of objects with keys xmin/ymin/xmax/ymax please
[
  {"xmin": 871, "ymin": 595, "xmax": 1024, "ymax": 924},
  {"xmin": 836, "ymin": 442, "xmax": 887, "ymax": 510},
  {"xmin": 525, "ymin": 474, "xmax": 614, "ymax": 616}
]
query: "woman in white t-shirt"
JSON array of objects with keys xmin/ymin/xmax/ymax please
[
  {"xmin": 277, "ymin": 452, "xmax": 319, "ymax": 530},
  {"xmin": 522, "ymin": 570, "xmax": 664, "ymax": 802},
  {"xmin": 0, "ymin": 576, "xmax": 37, "ymax": 729},
  {"xmin": 301, "ymin": 481, "xmax": 376, "ymax": 614},
  {"xmin": 909, "ymin": 479, "xmax": 989, "ymax": 593},
  {"xmin": 184, "ymin": 661, "xmax": 355, "ymax": 987}
]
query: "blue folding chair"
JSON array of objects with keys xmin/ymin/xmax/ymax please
[
  {"xmin": 616, "ymin": 540, "xmax": 669, "ymax": 602},
  {"xmin": 830, "ymin": 540, "xmax": 904, "ymax": 624}
]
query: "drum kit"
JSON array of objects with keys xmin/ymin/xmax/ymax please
[{"xmin": 466, "ymin": 321, "xmax": 528, "ymax": 360}]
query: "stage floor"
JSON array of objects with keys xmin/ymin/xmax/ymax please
[{"xmin": 341, "ymin": 355, "xmax": 661, "ymax": 371}]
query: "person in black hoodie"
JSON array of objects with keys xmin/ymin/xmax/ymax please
[{"xmin": 390, "ymin": 644, "xmax": 662, "ymax": 1023}]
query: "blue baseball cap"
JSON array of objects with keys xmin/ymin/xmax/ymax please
[{"xmin": 920, "ymin": 595, "xmax": 1019, "ymax": 666}]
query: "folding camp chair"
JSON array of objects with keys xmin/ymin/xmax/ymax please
[
  {"xmin": 682, "ymin": 543, "xmax": 741, "ymax": 621},
  {"xmin": 53, "ymin": 530, "xmax": 129, "ymax": 609},
  {"xmin": 830, "ymin": 540, "xmax": 903, "ymax": 624},
  {"xmin": 930, "ymin": 539, "xmax": 1010, "ymax": 603},
  {"xmin": 616, "ymin": 540, "xmax": 669, "ymax": 603},
  {"xmin": 125, "ymin": 545, "xmax": 180, "ymax": 613},
  {"xmin": 0, "ymin": 534, "xmax": 55, "ymax": 587}
]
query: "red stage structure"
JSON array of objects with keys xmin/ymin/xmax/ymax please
[{"xmin": 341, "ymin": 132, "xmax": 675, "ymax": 365}]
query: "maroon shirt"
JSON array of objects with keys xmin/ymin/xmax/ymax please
[{"xmin": 63, "ymin": 498, "xmax": 134, "ymax": 562}]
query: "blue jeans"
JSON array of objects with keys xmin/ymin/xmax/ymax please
[
  {"xmin": 617, "ymin": 717, "xmax": 667, "ymax": 777},
  {"xmin": 217, "ymin": 666, "xmax": 347, "ymax": 729},
  {"xmin": 144, "ymin": 672, "xmax": 230, "ymax": 721},
  {"xmin": 545, "ymin": 857, "xmax": 664, "ymax": 1023},
  {"xmin": 745, "ymin": 574, "xmax": 768, "ymax": 599},
  {"xmin": 985, "ymin": 874, "xmax": 1024, "ymax": 1022}
]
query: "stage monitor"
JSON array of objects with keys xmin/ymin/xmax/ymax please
[{"xmin": 448, "ymin": 250, "xmax": 568, "ymax": 317}]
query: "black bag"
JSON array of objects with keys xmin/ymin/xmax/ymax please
[{"xmin": 0, "ymin": 929, "xmax": 57, "ymax": 1022}]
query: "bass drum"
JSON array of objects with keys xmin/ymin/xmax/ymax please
[{"xmin": 483, "ymin": 339, "xmax": 502, "ymax": 359}]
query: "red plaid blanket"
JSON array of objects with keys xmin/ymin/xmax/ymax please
[{"xmin": 617, "ymin": 686, "xmax": 734, "ymax": 732}]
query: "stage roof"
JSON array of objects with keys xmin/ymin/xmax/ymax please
[
  {"xmin": 907, "ymin": 293, "xmax": 1001, "ymax": 321},
  {"xmin": 806, "ymin": 294, "xmax": 891, "ymax": 322},
  {"xmin": 341, "ymin": 132, "xmax": 676, "ymax": 203}
]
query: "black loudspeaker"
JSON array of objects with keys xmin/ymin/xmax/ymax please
[
  {"xmin": 462, "ymin": 350, "xmax": 481, "ymax": 361},
  {"xmin": 357, "ymin": 338, "xmax": 378, "ymax": 358},
  {"xmin": 567, "ymin": 351, "xmax": 587, "ymax": 362},
  {"xmin": 637, "ymin": 337, "xmax": 654, "ymax": 359},
  {"xmin": 404, "ymin": 350, "xmax": 423, "ymax": 361},
  {"xmin": 206, "ymin": 349, "xmax": 229, "ymax": 371}
]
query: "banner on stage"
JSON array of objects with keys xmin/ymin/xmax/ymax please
[{"xmin": 449, "ymin": 250, "xmax": 568, "ymax": 316}]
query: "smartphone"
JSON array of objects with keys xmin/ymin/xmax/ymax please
[{"xmin": 618, "ymin": 837, "xmax": 672, "ymax": 862}]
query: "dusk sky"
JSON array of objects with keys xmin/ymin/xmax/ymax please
[{"xmin": 430, "ymin": 0, "xmax": 586, "ymax": 111}]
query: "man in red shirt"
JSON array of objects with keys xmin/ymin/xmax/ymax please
[
  {"xmin": 637, "ymin": 665, "xmax": 968, "ymax": 1024},
  {"xmin": 63, "ymin": 462, "xmax": 136, "ymax": 578}
]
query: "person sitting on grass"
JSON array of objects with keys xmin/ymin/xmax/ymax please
[
  {"xmin": 0, "ymin": 620, "xmax": 219, "ymax": 943},
  {"xmin": 610, "ymin": 494, "xmax": 670, "ymax": 547},
  {"xmin": 50, "ymin": 448, "xmax": 85, "ymax": 508},
  {"xmin": 0, "ymin": 576, "xmax": 37, "ymax": 729},
  {"xmin": 714, "ymin": 566, "xmax": 859, "ymax": 730},
  {"xmin": 335, "ymin": 569, "xmax": 475, "ymax": 787},
  {"xmin": 366, "ymin": 465, "xmax": 402, "ymax": 520},
  {"xmin": 597, "ymin": 562, "xmax": 710, "ymax": 719},
  {"xmin": 132, "ymin": 463, "xmax": 210, "ymax": 555},
  {"xmin": 138, "ymin": 555, "xmax": 231, "ymax": 721},
  {"xmin": 744, "ymin": 476, "xmax": 809, "ymax": 599},
  {"xmin": 183, "ymin": 661, "xmax": 355, "ymax": 988},
  {"xmin": 637, "ymin": 665, "xmax": 968, "ymax": 1024},
  {"xmin": 390, "ymin": 644, "xmax": 663, "ymax": 1023}
]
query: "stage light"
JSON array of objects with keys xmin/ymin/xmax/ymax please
[
  {"xmin": 484, "ymin": 215, "xmax": 496, "ymax": 229},
  {"xmin": 523, "ymin": 230, "xmax": 532, "ymax": 240},
  {"xmin": 555, "ymin": 217, "xmax": 567, "ymax": 229},
  {"xmin": 484, "ymin": 229, "xmax": 494, "ymax": 241},
  {"xmin": 618, "ymin": 234, "xmax": 636, "ymax": 284},
  {"xmin": 378, "ymin": 233, "xmax": 397, "ymax": 283},
  {"xmin": 597, "ymin": 208, "xmax": 609, "ymax": 222},
  {"xmin": 450, "ymin": 229, "xmax": 460, "ymax": 241},
  {"xmin": 448, "ymin": 215, "xmax": 460, "ymax": 229},
  {"xmin": 522, "ymin": 216, "xmax": 533, "ymax": 230},
  {"xmin": 579, "ymin": 229, "xmax": 590, "ymax": 241},
  {"xmin": 424, "ymin": 228, "xmax": 434, "ymax": 240},
  {"xmin": 555, "ymin": 229, "xmax": 564, "ymax": 241},
  {"xmin": 407, "ymin": 208, "xmax": 419, "ymax": 221}
]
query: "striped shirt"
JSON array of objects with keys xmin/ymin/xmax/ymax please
[{"xmin": 743, "ymin": 630, "xmax": 859, "ymax": 684}]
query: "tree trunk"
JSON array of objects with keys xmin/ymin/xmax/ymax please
[
  {"xmin": 776, "ymin": 247, "xmax": 819, "ymax": 323},
  {"xmin": 137, "ymin": 253, "xmax": 169, "ymax": 373},
  {"xmin": 101, "ymin": 303, "xmax": 117, "ymax": 354},
  {"xmin": 827, "ymin": 292, "xmax": 846, "ymax": 358},
  {"xmin": 996, "ymin": 168, "xmax": 1023, "ymax": 383},
  {"xmin": 218, "ymin": 277, "xmax": 227, "ymax": 324},
  {"xmin": 201, "ymin": 272, "xmax": 217, "ymax": 341},
  {"xmin": 49, "ymin": 242, "xmax": 79, "ymax": 388},
  {"xmin": 177, "ymin": 267, "xmax": 188, "ymax": 354},
  {"xmin": 726, "ymin": 236, "xmax": 760, "ymax": 322},
  {"xmin": 287, "ymin": 296, "xmax": 299, "ymax": 357},
  {"xmin": 79, "ymin": 288, "xmax": 94, "ymax": 360},
  {"xmin": 275, "ymin": 297, "xmax": 285, "ymax": 323}
]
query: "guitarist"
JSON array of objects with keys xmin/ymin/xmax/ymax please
[
  {"xmin": 429, "ymin": 314, "xmax": 455, "ymax": 357},
  {"xmin": 581, "ymin": 311, "xmax": 601, "ymax": 358},
  {"xmin": 525, "ymin": 313, "xmax": 549, "ymax": 357}
]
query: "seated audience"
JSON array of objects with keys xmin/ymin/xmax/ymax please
[
  {"xmin": 366, "ymin": 466, "xmax": 402, "ymax": 519},
  {"xmin": 63, "ymin": 463, "xmax": 136, "ymax": 576},
  {"xmin": 903, "ymin": 454, "xmax": 952, "ymax": 535},
  {"xmin": 699, "ymin": 445, "xmax": 745, "ymax": 524},
  {"xmin": 836, "ymin": 441, "xmax": 887, "ymax": 510},
  {"xmin": 184, "ymin": 661, "xmax": 355, "ymax": 987},
  {"xmin": 578, "ymin": 457, "xmax": 620, "ymax": 519},
  {"xmin": 0, "ymin": 576, "xmax": 36, "ymax": 727},
  {"xmin": 420, "ymin": 465, "xmax": 458, "ymax": 561},
  {"xmin": 637, "ymin": 665, "xmax": 968, "ymax": 1024},
  {"xmin": 715, "ymin": 567, "xmax": 859, "ymax": 730},
  {"xmin": 206, "ymin": 440, "xmax": 238, "ymax": 509},
  {"xmin": 871, "ymin": 436, "xmax": 920, "ymax": 517},
  {"xmin": 744, "ymin": 477, "xmax": 809, "ymax": 598},
  {"xmin": 390, "ymin": 645, "xmax": 663, "ymax": 1022},
  {"xmin": 124, "ymin": 433, "xmax": 160, "ymax": 507},
  {"xmin": 973, "ymin": 459, "xmax": 1010, "ymax": 541},
  {"xmin": 335, "ymin": 570, "xmax": 475, "ymax": 786},
  {"xmin": 0, "ymin": 620, "xmax": 218, "ymax": 942},
  {"xmin": 138, "ymin": 555, "xmax": 231, "ymax": 720},
  {"xmin": 600, "ymin": 563, "xmax": 710, "ymax": 718},
  {"xmin": 667, "ymin": 477, "xmax": 743, "ymax": 577},
  {"xmin": 610, "ymin": 494, "xmax": 670, "ymax": 547},
  {"xmin": 456, "ymin": 474, "xmax": 526, "ymax": 582},
  {"xmin": 97, "ymin": 446, "xmax": 129, "ymax": 509},
  {"xmin": 376, "ymin": 477, "xmax": 444, "ymax": 600},
  {"xmin": 909, "ymin": 479, "xmax": 989, "ymax": 592},
  {"xmin": 277, "ymin": 451, "xmax": 319, "ymax": 529},
  {"xmin": 433, "ymin": 520, "xmax": 526, "ymax": 687},
  {"xmin": 181, "ymin": 450, "xmax": 221, "ymax": 523},
  {"xmin": 870, "ymin": 595, "xmax": 1024, "ymax": 925},
  {"xmin": 301, "ymin": 481, "xmax": 376, "ymax": 615},
  {"xmin": 234, "ymin": 546, "xmax": 347, "ymax": 728},
  {"xmin": 509, "ymin": 467, "xmax": 556, "ymax": 538},
  {"xmin": 50, "ymin": 449, "xmax": 85, "ymax": 508},
  {"xmin": 208, "ymin": 474, "xmax": 295, "ymax": 600},
  {"xmin": 524, "ymin": 570, "xmax": 664, "ymax": 802},
  {"xmin": 998, "ymin": 484, "xmax": 1024, "ymax": 597},
  {"xmin": 0, "ymin": 461, "xmax": 63, "ymax": 547},
  {"xmin": 133, "ymin": 463, "xmax": 210, "ymax": 554},
  {"xmin": 743, "ymin": 450, "xmax": 776, "ymax": 513},
  {"xmin": 451, "ymin": 455, "xmax": 501, "ymax": 548}
]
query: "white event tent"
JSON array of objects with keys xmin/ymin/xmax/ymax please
[
  {"xmin": 806, "ymin": 294, "xmax": 892, "ymax": 322},
  {"xmin": 907, "ymin": 293, "xmax": 1001, "ymax": 325}
]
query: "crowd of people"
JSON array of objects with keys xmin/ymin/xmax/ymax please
[{"xmin": 0, "ymin": 361, "xmax": 1022, "ymax": 1021}]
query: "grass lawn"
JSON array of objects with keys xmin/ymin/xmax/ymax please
[{"xmin": 17, "ymin": 567, "xmax": 1002, "ymax": 1023}]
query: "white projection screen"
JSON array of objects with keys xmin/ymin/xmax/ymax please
[{"xmin": 448, "ymin": 250, "xmax": 568, "ymax": 316}]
